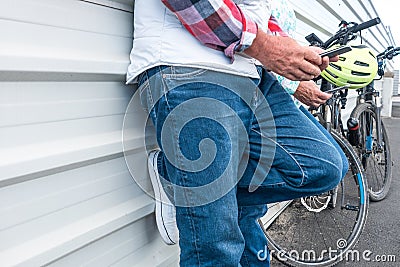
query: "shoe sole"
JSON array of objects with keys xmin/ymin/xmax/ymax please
[{"xmin": 148, "ymin": 151, "xmax": 177, "ymax": 245}]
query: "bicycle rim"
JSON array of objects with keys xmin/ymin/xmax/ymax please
[
  {"xmin": 351, "ymin": 103, "xmax": 392, "ymax": 201},
  {"xmin": 261, "ymin": 130, "xmax": 368, "ymax": 267}
]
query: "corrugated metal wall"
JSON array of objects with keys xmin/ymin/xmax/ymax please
[
  {"xmin": 292, "ymin": 0, "xmax": 393, "ymax": 59},
  {"xmin": 0, "ymin": 0, "xmax": 179, "ymax": 266},
  {"xmin": 0, "ymin": 0, "xmax": 395, "ymax": 266}
]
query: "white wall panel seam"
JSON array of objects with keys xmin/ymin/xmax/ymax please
[
  {"xmin": 315, "ymin": 0, "xmax": 344, "ymax": 21},
  {"xmin": 294, "ymin": 11, "xmax": 334, "ymax": 37},
  {"xmin": 0, "ymin": 152, "xmax": 124, "ymax": 188},
  {"xmin": 357, "ymin": 0, "xmax": 390, "ymax": 45},
  {"xmin": 0, "ymin": 0, "xmax": 395, "ymax": 266},
  {"xmin": 79, "ymin": 0, "xmax": 134, "ymax": 13},
  {"xmin": 0, "ymin": 196, "xmax": 155, "ymax": 266}
]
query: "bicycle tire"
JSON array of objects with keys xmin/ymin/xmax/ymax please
[
  {"xmin": 350, "ymin": 102, "xmax": 392, "ymax": 201},
  {"xmin": 261, "ymin": 129, "xmax": 368, "ymax": 267}
]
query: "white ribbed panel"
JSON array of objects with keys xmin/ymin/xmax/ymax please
[
  {"xmin": 0, "ymin": 0, "xmax": 178, "ymax": 266},
  {"xmin": 0, "ymin": 0, "xmax": 395, "ymax": 266}
]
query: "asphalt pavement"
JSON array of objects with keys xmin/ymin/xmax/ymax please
[
  {"xmin": 336, "ymin": 112, "xmax": 400, "ymax": 266},
  {"xmin": 272, "ymin": 98, "xmax": 400, "ymax": 267}
]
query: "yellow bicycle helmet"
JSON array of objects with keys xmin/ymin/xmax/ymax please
[{"xmin": 321, "ymin": 45, "xmax": 378, "ymax": 89}]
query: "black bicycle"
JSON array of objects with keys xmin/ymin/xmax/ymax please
[
  {"xmin": 260, "ymin": 18, "xmax": 380, "ymax": 266},
  {"xmin": 347, "ymin": 46, "xmax": 399, "ymax": 201}
]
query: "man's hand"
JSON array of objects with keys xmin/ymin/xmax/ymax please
[
  {"xmin": 244, "ymin": 29, "xmax": 335, "ymax": 81},
  {"xmin": 308, "ymin": 45, "xmax": 339, "ymax": 69},
  {"xmin": 293, "ymin": 81, "xmax": 332, "ymax": 107}
]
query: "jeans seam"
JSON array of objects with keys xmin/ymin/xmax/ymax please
[
  {"xmin": 188, "ymin": 206, "xmax": 202, "ymax": 266},
  {"xmin": 239, "ymin": 207, "xmax": 251, "ymax": 267},
  {"xmin": 139, "ymin": 78, "xmax": 149, "ymax": 95},
  {"xmin": 163, "ymin": 67, "xmax": 208, "ymax": 79},
  {"xmin": 274, "ymin": 140, "xmax": 307, "ymax": 187},
  {"xmin": 145, "ymin": 74, "xmax": 155, "ymax": 112},
  {"xmin": 160, "ymin": 71, "xmax": 202, "ymax": 265},
  {"xmin": 251, "ymin": 128, "xmax": 307, "ymax": 187}
]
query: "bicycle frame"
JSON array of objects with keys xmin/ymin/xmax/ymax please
[
  {"xmin": 355, "ymin": 83, "xmax": 384, "ymax": 152},
  {"xmin": 309, "ymin": 82, "xmax": 350, "ymax": 208},
  {"xmin": 310, "ymin": 81, "xmax": 348, "ymax": 135},
  {"xmin": 363, "ymin": 46, "xmax": 400, "ymax": 151}
]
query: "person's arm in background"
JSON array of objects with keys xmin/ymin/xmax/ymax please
[
  {"xmin": 275, "ymin": 73, "xmax": 331, "ymax": 107},
  {"xmin": 293, "ymin": 81, "xmax": 332, "ymax": 107},
  {"xmin": 161, "ymin": 0, "xmax": 329, "ymax": 81},
  {"xmin": 267, "ymin": 0, "xmax": 333, "ymax": 107}
]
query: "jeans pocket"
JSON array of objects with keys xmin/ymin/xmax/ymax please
[{"xmin": 162, "ymin": 66, "xmax": 208, "ymax": 80}]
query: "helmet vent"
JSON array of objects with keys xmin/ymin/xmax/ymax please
[
  {"xmin": 348, "ymin": 80, "xmax": 365, "ymax": 84},
  {"xmin": 325, "ymin": 69, "xmax": 338, "ymax": 78},
  {"xmin": 354, "ymin": 61, "xmax": 369, "ymax": 67},
  {"xmin": 351, "ymin": 70, "xmax": 370, "ymax": 76},
  {"xmin": 330, "ymin": 63, "xmax": 341, "ymax": 71}
]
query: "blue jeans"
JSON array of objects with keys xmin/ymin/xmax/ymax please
[{"xmin": 138, "ymin": 66, "xmax": 348, "ymax": 266}]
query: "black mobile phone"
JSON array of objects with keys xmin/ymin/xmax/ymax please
[
  {"xmin": 320, "ymin": 46, "xmax": 352, "ymax": 58},
  {"xmin": 324, "ymin": 85, "xmax": 350, "ymax": 93}
]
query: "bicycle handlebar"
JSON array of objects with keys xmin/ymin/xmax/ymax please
[
  {"xmin": 376, "ymin": 46, "xmax": 400, "ymax": 77},
  {"xmin": 377, "ymin": 46, "xmax": 400, "ymax": 60},
  {"xmin": 377, "ymin": 46, "xmax": 392, "ymax": 58},
  {"xmin": 306, "ymin": 17, "xmax": 381, "ymax": 48},
  {"xmin": 386, "ymin": 47, "xmax": 400, "ymax": 60},
  {"xmin": 352, "ymin": 17, "xmax": 381, "ymax": 33}
]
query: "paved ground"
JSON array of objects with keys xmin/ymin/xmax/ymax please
[
  {"xmin": 392, "ymin": 98, "xmax": 400, "ymax": 117},
  {"xmin": 271, "ymin": 98, "xmax": 400, "ymax": 266},
  {"xmin": 337, "ymin": 117, "xmax": 400, "ymax": 266}
]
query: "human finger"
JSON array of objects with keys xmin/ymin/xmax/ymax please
[
  {"xmin": 304, "ymin": 48, "xmax": 323, "ymax": 65},
  {"xmin": 329, "ymin": 55, "xmax": 339, "ymax": 62},
  {"xmin": 320, "ymin": 56, "xmax": 330, "ymax": 70},
  {"xmin": 299, "ymin": 62, "xmax": 321, "ymax": 78},
  {"xmin": 284, "ymin": 68, "xmax": 319, "ymax": 81},
  {"xmin": 318, "ymin": 91, "xmax": 332, "ymax": 101}
]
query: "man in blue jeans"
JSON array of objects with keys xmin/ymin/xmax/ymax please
[{"xmin": 127, "ymin": 0, "xmax": 348, "ymax": 266}]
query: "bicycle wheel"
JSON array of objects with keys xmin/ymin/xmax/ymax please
[
  {"xmin": 350, "ymin": 103, "xmax": 392, "ymax": 201},
  {"xmin": 260, "ymin": 130, "xmax": 368, "ymax": 267}
]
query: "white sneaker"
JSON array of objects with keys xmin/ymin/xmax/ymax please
[{"xmin": 148, "ymin": 150, "xmax": 179, "ymax": 245}]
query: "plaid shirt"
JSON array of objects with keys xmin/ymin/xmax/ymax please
[{"xmin": 161, "ymin": 0, "xmax": 258, "ymax": 60}]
